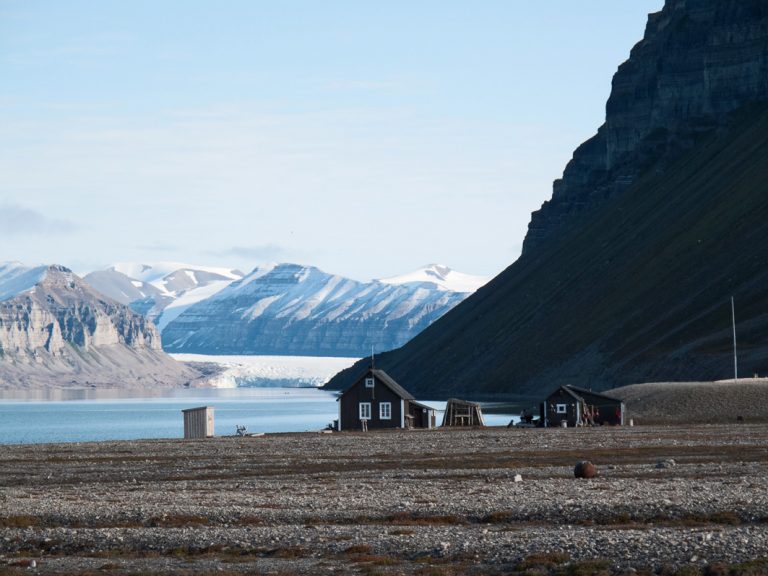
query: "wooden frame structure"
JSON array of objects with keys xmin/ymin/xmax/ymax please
[{"xmin": 441, "ymin": 398, "xmax": 486, "ymax": 427}]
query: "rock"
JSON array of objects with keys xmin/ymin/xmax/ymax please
[
  {"xmin": 656, "ymin": 459, "xmax": 676, "ymax": 469},
  {"xmin": 574, "ymin": 461, "xmax": 597, "ymax": 479},
  {"xmin": 514, "ymin": 474, "xmax": 523, "ymax": 483}
]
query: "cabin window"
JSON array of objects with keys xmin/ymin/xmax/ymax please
[
  {"xmin": 379, "ymin": 402, "xmax": 391, "ymax": 420},
  {"xmin": 556, "ymin": 403, "xmax": 567, "ymax": 414},
  {"xmin": 365, "ymin": 377, "xmax": 375, "ymax": 388},
  {"xmin": 359, "ymin": 402, "xmax": 371, "ymax": 420}
]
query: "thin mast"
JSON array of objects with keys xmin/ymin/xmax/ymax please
[{"xmin": 731, "ymin": 296, "xmax": 738, "ymax": 383}]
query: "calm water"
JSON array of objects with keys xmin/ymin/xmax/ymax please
[{"xmin": 0, "ymin": 388, "xmax": 517, "ymax": 445}]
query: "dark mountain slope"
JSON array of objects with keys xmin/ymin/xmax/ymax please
[{"xmin": 326, "ymin": 102, "xmax": 768, "ymax": 399}]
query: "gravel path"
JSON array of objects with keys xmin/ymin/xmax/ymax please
[{"xmin": 1, "ymin": 424, "xmax": 767, "ymax": 574}]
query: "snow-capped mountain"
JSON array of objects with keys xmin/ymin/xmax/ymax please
[
  {"xmin": 378, "ymin": 264, "xmax": 488, "ymax": 293},
  {"xmin": 161, "ymin": 263, "xmax": 478, "ymax": 357},
  {"xmin": 84, "ymin": 263, "xmax": 244, "ymax": 329}
]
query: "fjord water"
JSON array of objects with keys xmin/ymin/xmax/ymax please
[{"xmin": 0, "ymin": 388, "xmax": 516, "ymax": 445}]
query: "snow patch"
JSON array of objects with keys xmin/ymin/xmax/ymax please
[
  {"xmin": 378, "ymin": 264, "xmax": 488, "ymax": 293},
  {"xmin": 243, "ymin": 295, "xmax": 282, "ymax": 320}
]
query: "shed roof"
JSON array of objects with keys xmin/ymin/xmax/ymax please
[{"xmin": 445, "ymin": 398, "xmax": 481, "ymax": 407}]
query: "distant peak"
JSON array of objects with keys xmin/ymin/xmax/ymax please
[{"xmin": 377, "ymin": 264, "xmax": 488, "ymax": 293}]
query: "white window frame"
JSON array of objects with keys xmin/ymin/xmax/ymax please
[
  {"xmin": 556, "ymin": 403, "xmax": 567, "ymax": 414},
  {"xmin": 365, "ymin": 377, "xmax": 375, "ymax": 388},
  {"xmin": 379, "ymin": 402, "xmax": 392, "ymax": 420},
  {"xmin": 359, "ymin": 402, "xmax": 371, "ymax": 420}
]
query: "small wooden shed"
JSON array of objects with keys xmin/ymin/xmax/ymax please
[
  {"xmin": 182, "ymin": 406, "xmax": 214, "ymax": 439},
  {"xmin": 337, "ymin": 368, "xmax": 436, "ymax": 431},
  {"xmin": 441, "ymin": 398, "xmax": 486, "ymax": 427}
]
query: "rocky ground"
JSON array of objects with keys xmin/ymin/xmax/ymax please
[{"xmin": 1, "ymin": 424, "xmax": 768, "ymax": 575}]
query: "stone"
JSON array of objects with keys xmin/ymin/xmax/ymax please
[{"xmin": 574, "ymin": 461, "xmax": 597, "ymax": 479}]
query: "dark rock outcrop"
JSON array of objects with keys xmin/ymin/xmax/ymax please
[{"xmin": 525, "ymin": 0, "xmax": 768, "ymax": 253}]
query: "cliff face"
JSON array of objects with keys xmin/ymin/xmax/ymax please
[
  {"xmin": 525, "ymin": 0, "xmax": 768, "ymax": 253},
  {"xmin": 0, "ymin": 266, "xmax": 199, "ymax": 388},
  {"xmin": 325, "ymin": 0, "xmax": 768, "ymax": 400}
]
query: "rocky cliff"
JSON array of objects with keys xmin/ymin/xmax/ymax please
[
  {"xmin": 0, "ymin": 265, "xmax": 200, "ymax": 388},
  {"xmin": 325, "ymin": 0, "xmax": 768, "ymax": 400},
  {"xmin": 525, "ymin": 0, "xmax": 768, "ymax": 253}
]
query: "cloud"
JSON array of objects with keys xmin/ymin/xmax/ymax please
[
  {"xmin": 0, "ymin": 204, "xmax": 76, "ymax": 237},
  {"xmin": 220, "ymin": 244, "xmax": 290, "ymax": 261}
]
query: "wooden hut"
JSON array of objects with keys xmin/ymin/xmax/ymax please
[
  {"xmin": 441, "ymin": 398, "xmax": 486, "ymax": 427},
  {"xmin": 182, "ymin": 406, "xmax": 214, "ymax": 439},
  {"xmin": 540, "ymin": 386, "xmax": 625, "ymax": 427},
  {"xmin": 337, "ymin": 369, "xmax": 436, "ymax": 431}
]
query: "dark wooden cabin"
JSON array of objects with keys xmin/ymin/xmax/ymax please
[
  {"xmin": 441, "ymin": 398, "xmax": 486, "ymax": 427},
  {"xmin": 337, "ymin": 368, "xmax": 436, "ymax": 431},
  {"xmin": 540, "ymin": 385, "xmax": 625, "ymax": 427}
]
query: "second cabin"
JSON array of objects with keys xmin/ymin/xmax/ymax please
[
  {"xmin": 541, "ymin": 385, "xmax": 625, "ymax": 427},
  {"xmin": 337, "ymin": 368, "xmax": 436, "ymax": 431}
]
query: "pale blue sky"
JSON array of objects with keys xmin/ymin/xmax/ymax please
[{"xmin": 1, "ymin": 0, "xmax": 663, "ymax": 280}]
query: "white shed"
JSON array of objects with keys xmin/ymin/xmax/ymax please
[{"xmin": 182, "ymin": 406, "xmax": 214, "ymax": 439}]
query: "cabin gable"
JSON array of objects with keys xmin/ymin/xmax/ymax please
[{"xmin": 338, "ymin": 370, "xmax": 405, "ymax": 431}]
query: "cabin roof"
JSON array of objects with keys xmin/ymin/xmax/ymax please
[
  {"xmin": 338, "ymin": 368, "xmax": 415, "ymax": 401},
  {"xmin": 564, "ymin": 385, "xmax": 622, "ymax": 402},
  {"xmin": 548, "ymin": 386, "xmax": 583, "ymax": 402}
]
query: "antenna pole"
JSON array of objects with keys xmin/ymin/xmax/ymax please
[
  {"xmin": 371, "ymin": 345, "xmax": 375, "ymax": 370},
  {"xmin": 731, "ymin": 296, "xmax": 738, "ymax": 383}
]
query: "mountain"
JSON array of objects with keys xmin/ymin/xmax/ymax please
[
  {"xmin": 160, "ymin": 263, "xmax": 482, "ymax": 357},
  {"xmin": 84, "ymin": 263, "xmax": 244, "ymax": 329},
  {"xmin": 378, "ymin": 264, "xmax": 488, "ymax": 293},
  {"xmin": 325, "ymin": 0, "xmax": 768, "ymax": 400},
  {"xmin": 0, "ymin": 263, "xmax": 200, "ymax": 388}
]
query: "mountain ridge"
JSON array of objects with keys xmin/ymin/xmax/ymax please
[{"xmin": 160, "ymin": 262, "xmax": 482, "ymax": 357}]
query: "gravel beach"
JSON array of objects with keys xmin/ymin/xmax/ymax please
[{"xmin": 1, "ymin": 424, "xmax": 767, "ymax": 575}]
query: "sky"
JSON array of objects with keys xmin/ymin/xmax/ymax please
[{"xmin": 1, "ymin": 0, "xmax": 664, "ymax": 282}]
